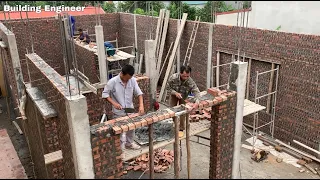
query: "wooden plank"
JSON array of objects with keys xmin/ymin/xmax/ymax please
[
  {"xmin": 207, "ymin": 24, "xmax": 213, "ymax": 89},
  {"xmin": 156, "ymin": 10, "xmax": 170, "ymax": 70},
  {"xmin": 134, "ymin": 14, "xmax": 138, "ymax": 54},
  {"xmin": 156, "ymin": 10, "xmax": 165, "ymax": 56},
  {"xmin": 177, "ymin": 19, "xmax": 181, "ymax": 73},
  {"xmin": 158, "ymin": 13, "xmax": 188, "ymax": 102},
  {"xmin": 266, "ymin": 63, "xmax": 275, "ymax": 113},
  {"xmin": 138, "ymin": 54, "xmax": 143, "ymax": 74},
  {"xmin": 44, "ymin": 150, "xmax": 63, "ymax": 165},
  {"xmin": 156, "ymin": 42, "xmax": 174, "ymax": 85},
  {"xmin": 116, "ymin": 50, "xmax": 135, "ymax": 59},
  {"xmin": 243, "ymin": 104, "xmax": 266, "ymax": 116},
  {"xmin": 246, "ymin": 59, "xmax": 252, "ymax": 99},
  {"xmin": 154, "ymin": 10, "xmax": 165, "ymax": 55},
  {"xmin": 275, "ymin": 139, "xmax": 320, "ymax": 163},
  {"xmin": 12, "ymin": 121, "xmax": 23, "ymax": 135},
  {"xmin": 173, "ymin": 116, "xmax": 180, "ymax": 179}
]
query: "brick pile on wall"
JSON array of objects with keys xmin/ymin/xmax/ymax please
[
  {"xmin": 84, "ymin": 74, "xmax": 151, "ymax": 126},
  {"xmin": 26, "ymin": 53, "xmax": 78, "ymax": 178},
  {"xmin": 119, "ymin": 12, "xmax": 319, "ymax": 156}
]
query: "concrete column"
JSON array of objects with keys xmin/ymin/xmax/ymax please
[
  {"xmin": 7, "ymin": 33, "xmax": 24, "ymax": 105},
  {"xmin": 144, "ymin": 40, "xmax": 156, "ymax": 100},
  {"xmin": 65, "ymin": 95, "xmax": 94, "ymax": 179},
  {"xmin": 229, "ymin": 61, "xmax": 248, "ymax": 179},
  {"xmin": 206, "ymin": 24, "xmax": 213, "ymax": 89},
  {"xmin": 95, "ymin": 25, "xmax": 107, "ymax": 84}
]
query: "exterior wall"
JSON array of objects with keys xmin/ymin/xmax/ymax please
[
  {"xmin": 26, "ymin": 53, "xmax": 77, "ymax": 179},
  {"xmin": 119, "ymin": 12, "xmax": 320, "ymax": 157},
  {"xmin": 216, "ymin": 10, "xmax": 251, "ymax": 26},
  {"xmin": 250, "ymin": 1, "xmax": 320, "ymax": 35}
]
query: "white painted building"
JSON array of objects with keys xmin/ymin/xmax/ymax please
[{"xmin": 216, "ymin": 1, "xmax": 320, "ymax": 35}]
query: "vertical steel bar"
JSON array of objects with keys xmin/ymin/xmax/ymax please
[{"xmin": 272, "ymin": 67, "xmax": 279, "ymax": 139}]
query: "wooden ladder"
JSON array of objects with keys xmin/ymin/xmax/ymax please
[{"xmin": 183, "ymin": 16, "xmax": 201, "ymax": 66}]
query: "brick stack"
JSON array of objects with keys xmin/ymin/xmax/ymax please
[{"xmin": 209, "ymin": 88, "xmax": 236, "ymax": 179}]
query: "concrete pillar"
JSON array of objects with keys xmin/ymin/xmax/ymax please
[
  {"xmin": 206, "ymin": 23, "xmax": 213, "ymax": 89},
  {"xmin": 65, "ymin": 95, "xmax": 94, "ymax": 179},
  {"xmin": 95, "ymin": 25, "xmax": 107, "ymax": 84},
  {"xmin": 229, "ymin": 61, "xmax": 248, "ymax": 179},
  {"xmin": 7, "ymin": 33, "xmax": 24, "ymax": 105},
  {"xmin": 144, "ymin": 40, "xmax": 156, "ymax": 100}
]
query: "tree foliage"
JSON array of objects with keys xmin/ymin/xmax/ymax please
[
  {"xmin": 104, "ymin": 2, "xmax": 116, "ymax": 13},
  {"xmin": 118, "ymin": 1, "xmax": 165, "ymax": 14}
]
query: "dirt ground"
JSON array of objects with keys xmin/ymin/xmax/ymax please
[
  {"xmin": 0, "ymin": 97, "xmax": 35, "ymax": 179},
  {"xmin": 123, "ymin": 130, "xmax": 320, "ymax": 179}
]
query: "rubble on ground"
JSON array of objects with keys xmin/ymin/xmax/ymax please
[{"xmin": 125, "ymin": 148, "xmax": 174, "ymax": 173}]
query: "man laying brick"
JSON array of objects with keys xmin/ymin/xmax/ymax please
[
  {"xmin": 167, "ymin": 65, "xmax": 200, "ymax": 137},
  {"xmin": 76, "ymin": 28, "xmax": 91, "ymax": 44},
  {"xmin": 102, "ymin": 65, "xmax": 145, "ymax": 155}
]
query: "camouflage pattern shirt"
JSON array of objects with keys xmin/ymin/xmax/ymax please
[{"xmin": 167, "ymin": 73, "xmax": 200, "ymax": 100}]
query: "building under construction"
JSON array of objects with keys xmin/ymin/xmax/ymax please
[{"xmin": 0, "ymin": 3, "xmax": 319, "ymax": 180}]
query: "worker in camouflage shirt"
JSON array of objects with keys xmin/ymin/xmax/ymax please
[{"xmin": 167, "ymin": 65, "xmax": 200, "ymax": 137}]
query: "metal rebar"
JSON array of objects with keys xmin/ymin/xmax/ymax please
[
  {"xmin": 212, "ymin": 62, "xmax": 232, "ymax": 68},
  {"xmin": 271, "ymin": 65, "xmax": 280, "ymax": 139},
  {"xmin": 25, "ymin": 12, "xmax": 34, "ymax": 53},
  {"xmin": 61, "ymin": 14, "xmax": 72, "ymax": 97},
  {"xmin": 3, "ymin": 7, "xmax": 9, "ymax": 34},
  {"xmin": 98, "ymin": 2, "xmax": 101, "ymax": 26},
  {"xmin": 255, "ymin": 91, "xmax": 277, "ymax": 100},
  {"xmin": 67, "ymin": 14, "xmax": 81, "ymax": 95},
  {"xmin": 58, "ymin": 14, "xmax": 71, "ymax": 97},
  {"xmin": 257, "ymin": 68, "xmax": 278, "ymax": 75}
]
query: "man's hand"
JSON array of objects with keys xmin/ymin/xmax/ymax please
[
  {"xmin": 175, "ymin": 92, "xmax": 183, "ymax": 99},
  {"xmin": 192, "ymin": 103, "xmax": 199, "ymax": 110},
  {"xmin": 139, "ymin": 105, "xmax": 145, "ymax": 115},
  {"xmin": 113, "ymin": 102, "xmax": 122, "ymax": 110}
]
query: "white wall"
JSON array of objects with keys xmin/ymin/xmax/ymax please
[
  {"xmin": 250, "ymin": 1, "xmax": 320, "ymax": 35},
  {"xmin": 216, "ymin": 11, "xmax": 251, "ymax": 27}
]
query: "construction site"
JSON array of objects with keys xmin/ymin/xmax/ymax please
[{"xmin": 0, "ymin": 1, "xmax": 319, "ymax": 179}]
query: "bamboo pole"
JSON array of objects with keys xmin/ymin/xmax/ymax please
[
  {"xmin": 173, "ymin": 116, "xmax": 180, "ymax": 179},
  {"xmin": 148, "ymin": 124, "xmax": 154, "ymax": 179},
  {"xmin": 186, "ymin": 113, "xmax": 191, "ymax": 179}
]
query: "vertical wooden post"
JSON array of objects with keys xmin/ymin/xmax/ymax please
[
  {"xmin": 267, "ymin": 63, "xmax": 275, "ymax": 113},
  {"xmin": 173, "ymin": 116, "xmax": 180, "ymax": 179},
  {"xmin": 186, "ymin": 113, "xmax": 191, "ymax": 179},
  {"xmin": 177, "ymin": 19, "xmax": 181, "ymax": 73},
  {"xmin": 246, "ymin": 58, "xmax": 252, "ymax": 99},
  {"xmin": 216, "ymin": 51, "xmax": 220, "ymax": 88},
  {"xmin": 148, "ymin": 124, "xmax": 154, "ymax": 179}
]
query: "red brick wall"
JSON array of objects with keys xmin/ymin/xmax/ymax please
[
  {"xmin": 24, "ymin": 94, "xmax": 64, "ymax": 178},
  {"xmin": 213, "ymin": 25, "xmax": 320, "ymax": 155},
  {"xmin": 209, "ymin": 92, "xmax": 236, "ymax": 179},
  {"xmin": 26, "ymin": 54, "xmax": 77, "ymax": 179},
  {"xmin": 119, "ymin": 13, "xmax": 319, "ymax": 156},
  {"xmin": 74, "ymin": 43, "xmax": 100, "ymax": 84},
  {"xmin": 8, "ymin": 18, "xmax": 65, "ymax": 80},
  {"xmin": 74, "ymin": 13, "xmax": 120, "ymax": 42},
  {"xmin": 91, "ymin": 126, "xmax": 123, "ymax": 179}
]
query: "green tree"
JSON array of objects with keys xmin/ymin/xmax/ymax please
[
  {"xmin": 118, "ymin": 1, "xmax": 164, "ymax": 14},
  {"xmin": 104, "ymin": 2, "xmax": 116, "ymax": 13},
  {"xmin": 134, "ymin": 8, "xmax": 145, "ymax": 15},
  {"xmin": 167, "ymin": 1, "xmax": 197, "ymax": 20}
]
